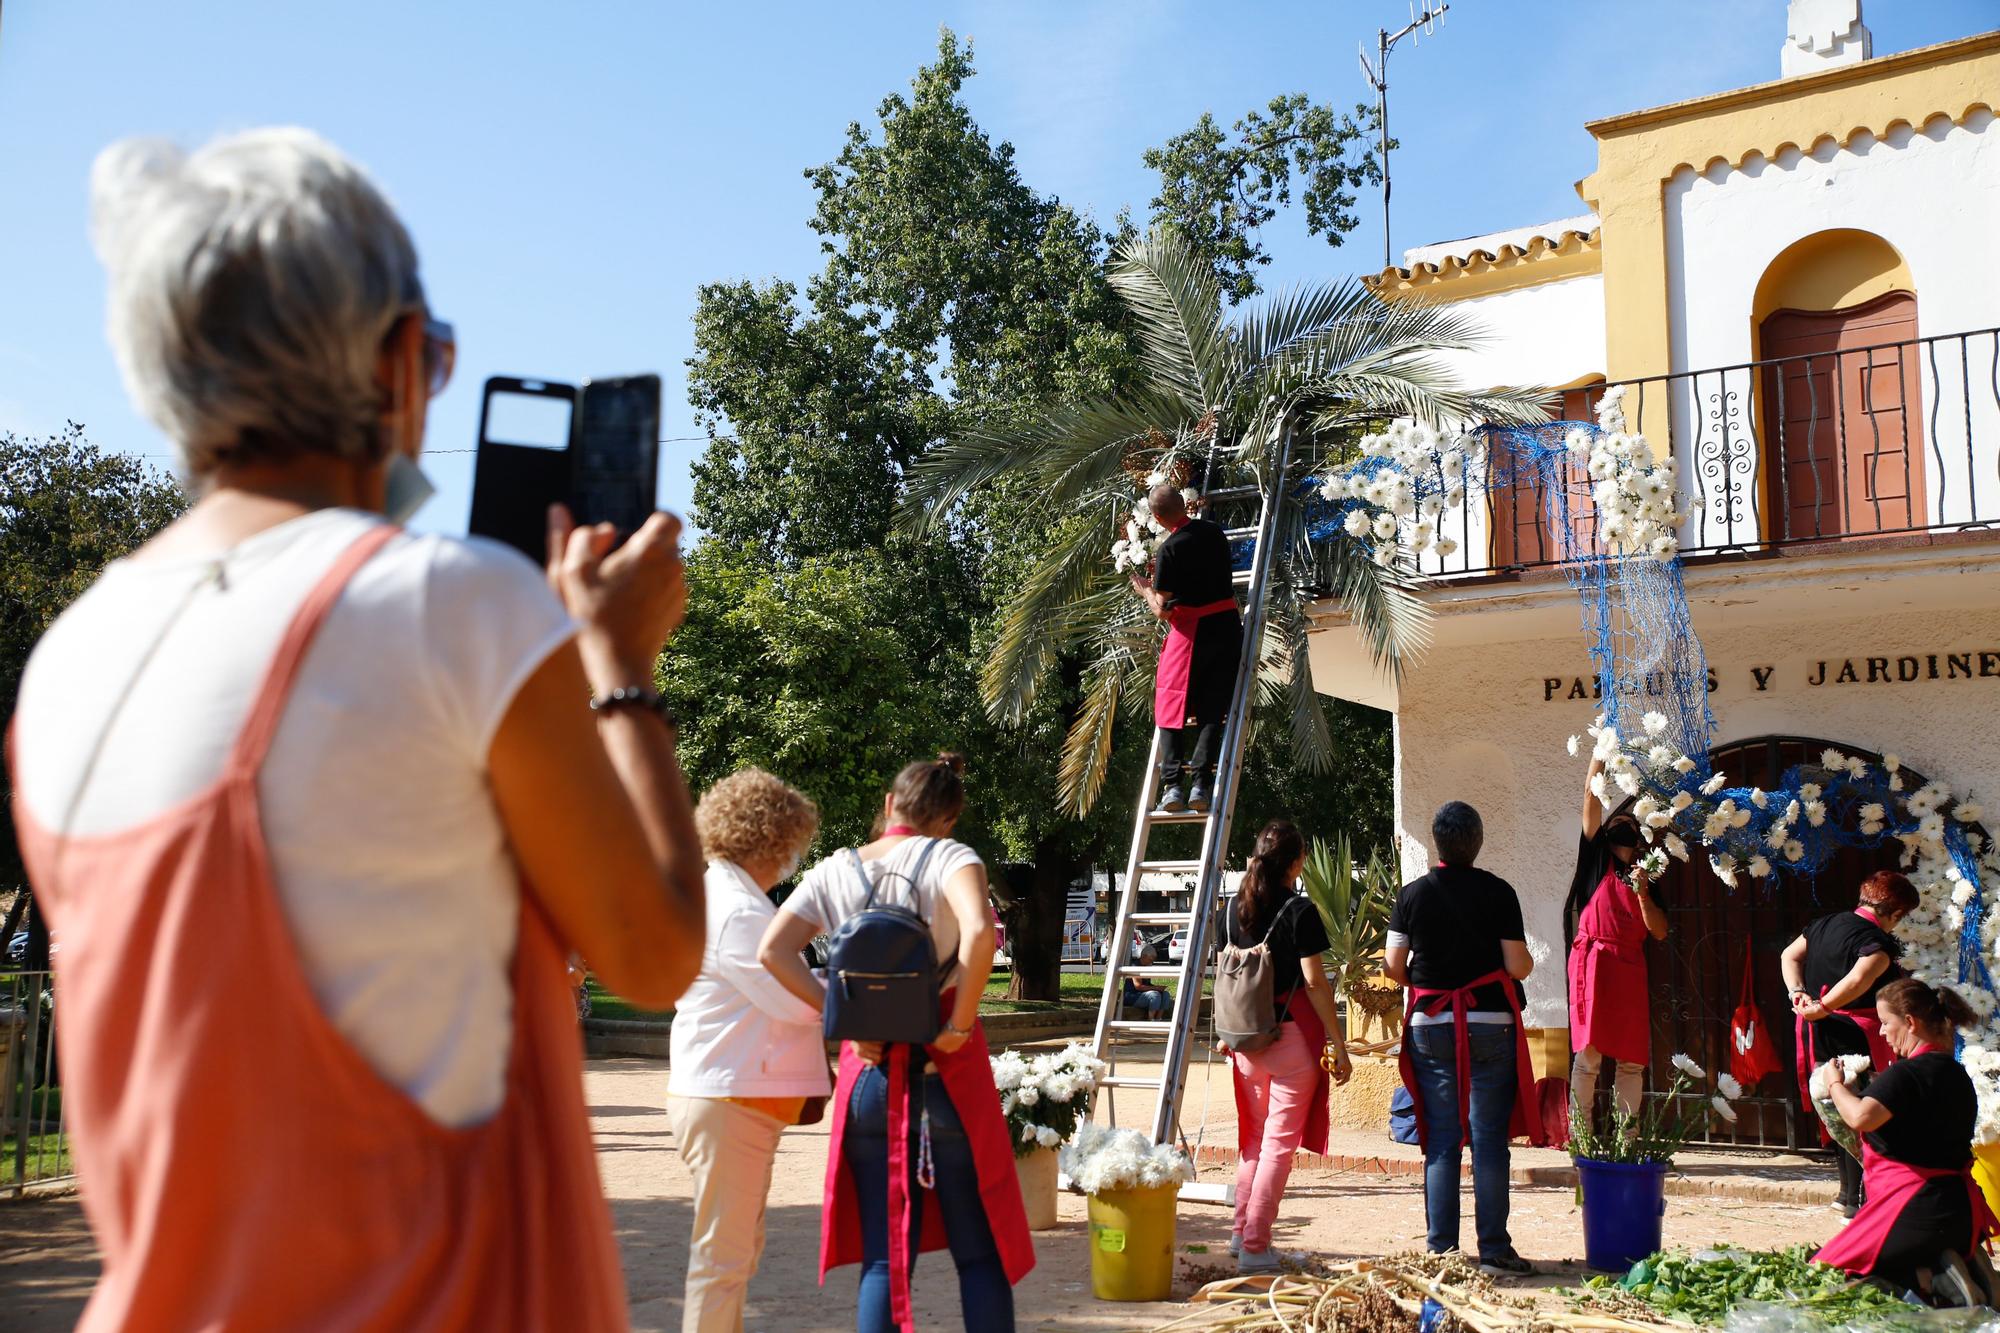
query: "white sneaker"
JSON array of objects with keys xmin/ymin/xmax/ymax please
[
  {"xmin": 1237, "ymin": 1247, "xmax": 1280, "ymax": 1275},
  {"xmin": 1228, "ymin": 1233, "xmax": 1242, "ymax": 1257}
]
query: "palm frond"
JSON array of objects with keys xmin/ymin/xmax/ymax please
[
  {"xmin": 1108, "ymin": 228, "xmax": 1230, "ymax": 414},
  {"xmin": 1057, "ymin": 657, "xmax": 1128, "ymax": 816},
  {"xmin": 980, "ymin": 512, "xmax": 1126, "ymax": 724},
  {"xmin": 1268, "ymin": 594, "xmax": 1334, "ymax": 772},
  {"xmin": 1308, "ymin": 536, "xmax": 1431, "ymax": 680}
]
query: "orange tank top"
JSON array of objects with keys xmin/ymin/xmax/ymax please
[{"xmin": 10, "ymin": 525, "xmax": 629, "ymax": 1331}]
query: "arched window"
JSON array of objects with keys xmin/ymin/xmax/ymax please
[{"xmin": 1753, "ymin": 230, "xmax": 1925, "ymax": 542}]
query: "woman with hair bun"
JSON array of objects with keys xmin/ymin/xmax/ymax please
[
  {"xmin": 1818, "ymin": 978, "xmax": 1999, "ymax": 1304},
  {"xmin": 1218, "ymin": 819, "xmax": 1352, "ymax": 1274},
  {"xmin": 1783, "ymin": 869, "xmax": 1920, "ymax": 1215},
  {"xmin": 758, "ymin": 753, "xmax": 1031, "ymax": 1333}
]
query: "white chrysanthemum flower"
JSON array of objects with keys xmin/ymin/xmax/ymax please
[
  {"xmin": 1567, "ymin": 735, "xmax": 1581, "ymax": 758},
  {"xmin": 1343, "ymin": 510, "xmax": 1371, "ymax": 538},
  {"xmin": 1642, "ymin": 711, "xmax": 1668, "ymax": 736},
  {"xmin": 1649, "ymin": 745, "xmax": 1676, "ymax": 767},
  {"xmin": 1806, "ymin": 801, "xmax": 1827, "ymax": 827},
  {"xmin": 1884, "ymin": 754, "xmax": 1902, "ymax": 773},
  {"xmin": 1800, "ymin": 783, "xmax": 1822, "ymax": 802},
  {"xmin": 1036, "ymin": 1124, "xmax": 1061, "ymax": 1148},
  {"xmin": 1434, "ymin": 536, "xmax": 1459, "ymax": 558},
  {"xmin": 1666, "ymin": 833, "xmax": 1690, "ymax": 861},
  {"xmin": 1670, "ymin": 791, "xmax": 1694, "ymax": 812},
  {"xmin": 1673, "ymin": 756, "xmax": 1697, "ymax": 774},
  {"xmin": 1671, "ymin": 1053, "xmax": 1706, "ymax": 1080},
  {"xmin": 1650, "ymin": 536, "xmax": 1679, "ymax": 560},
  {"xmin": 1959, "ymin": 803, "xmax": 1986, "ymax": 823},
  {"xmin": 1751, "ymin": 789, "xmax": 1769, "ymax": 809},
  {"xmin": 1016, "ymin": 1086, "xmax": 1039, "ymax": 1107},
  {"xmin": 1371, "ymin": 512, "xmax": 1398, "ymax": 542},
  {"xmin": 1712, "ymin": 1095, "xmax": 1738, "ymax": 1123},
  {"xmin": 1615, "ymin": 769, "xmax": 1642, "ymax": 797},
  {"xmin": 1732, "ymin": 806, "xmax": 1753, "ymax": 828},
  {"xmin": 1702, "ymin": 771, "xmax": 1729, "ymax": 796},
  {"xmin": 1821, "ymin": 749, "xmax": 1846, "ymax": 770},
  {"xmin": 1712, "ymin": 854, "xmax": 1739, "ymax": 887},
  {"xmin": 1717, "ymin": 1073, "xmax": 1743, "ymax": 1101},
  {"xmin": 1784, "ymin": 840, "xmax": 1805, "ymax": 862},
  {"xmin": 1748, "ymin": 855, "xmax": 1773, "ymax": 878}
]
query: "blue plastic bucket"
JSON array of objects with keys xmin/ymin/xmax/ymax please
[{"xmin": 1575, "ymin": 1157, "xmax": 1669, "ymax": 1273}]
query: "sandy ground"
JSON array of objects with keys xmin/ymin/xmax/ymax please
[{"xmin": 0, "ymin": 1055, "xmax": 1848, "ymax": 1332}]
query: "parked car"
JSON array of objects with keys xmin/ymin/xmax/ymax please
[
  {"xmin": 1096, "ymin": 927, "xmax": 1145, "ymax": 965},
  {"xmin": 1167, "ymin": 927, "xmax": 1190, "ymax": 963},
  {"xmin": 992, "ymin": 919, "xmax": 1012, "ymax": 970}
]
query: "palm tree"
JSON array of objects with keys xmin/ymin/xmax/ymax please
[{"xmin": 900, "ymin": 227, "xmax": 1544, "ymax": 813}]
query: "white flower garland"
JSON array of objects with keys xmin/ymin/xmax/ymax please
[
  {"xmin": 1578, "ymin": 720, "xmax": 2000, "ymax": 1141},
  {"xmin": 1564, "ymin": 386, "xmax": 1699, "ymax": 561},
  {"xmin": 1058, "ymin": 1121, "xmax": 1194, "ymax": 1194},
  {"xmin": 1108, "ymin": 469, "xmax": 1202, "ymax": 573},
  {"xmin": 1316, "ymin": 419, "xmax": 1475, "ymax": 565}
]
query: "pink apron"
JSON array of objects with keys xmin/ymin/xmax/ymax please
[
  {"xmin": 1153, "ymin": 597, "xmax": 1239, "ymax": 725},
  {"xmin": 1817, "ymin": 1048, "xmax": 1998, "ymax": 1276},
  {"xmin": 1568, "ymin": 869, "xmax": 1652, "ymax": 1066},
  {"xmin": 9, "ymin": 526, "xmax": 628, "ymax": 1332},
  {"xmin": 1398, "ymin": 968, "xmax": 1549, "ymax": 1149},
  {"xmin": 819, "ymin": 993, "xmax": 1034, "ymax": 1333},
  {"xmin": 1231, "ymin": 988, "xmax": 1332, "ymax": 1157}
]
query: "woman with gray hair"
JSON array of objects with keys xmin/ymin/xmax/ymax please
[{"xmin": 8, "ymin": 127, "xmax": 705, "ymax": 1330}]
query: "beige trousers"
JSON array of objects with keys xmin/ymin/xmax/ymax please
[
  {"xmin": 1571, "ymin": 1045, "xmax": 1646, "ymax": 1126},
  {"xmin": 668, "ymin": 1095, "xmax": 787, "ymax": 1333}
]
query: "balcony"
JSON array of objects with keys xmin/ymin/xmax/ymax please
[{"xmin": 1418, "ymin": 326, "xmax": 2000, "ymax": 579}]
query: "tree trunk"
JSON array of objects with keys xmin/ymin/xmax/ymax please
[{"xmin": 1004, "ymin": 839, "xmax": 1083, "ymax": 1001}]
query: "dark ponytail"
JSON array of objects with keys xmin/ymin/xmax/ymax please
[
  {"xmin": 888, "ymin": 751, "xmax": 968, "ymax": 831},
  {"xmin": 1236, "ymin": 820, "xmax": 1305, "ymax": 933},
  {"xmin": 1879, "ymin": 977, "xmax": 1978, "ymax": 1032}
]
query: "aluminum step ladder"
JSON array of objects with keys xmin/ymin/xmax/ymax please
[{"xmin": 1087, "ymin": 420, "xmax": 1298, "ymax": 1170}]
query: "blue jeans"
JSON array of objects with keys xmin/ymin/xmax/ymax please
[
  {"xmin": 845, "ymin": 1065, "xmax": 1014, "ymax": 1333},
  {"xmin": 1407, "ymin": 1022, "xmax": 1518, "ymax": 1260}
]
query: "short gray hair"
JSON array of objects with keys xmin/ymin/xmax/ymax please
[
  {"xmin": 1431, "ymin": 801, "xmax": 1484, "ymax": 867},
  {"xmin": 91, "ymin": 128, "xmax": 420, "ymax": 477}
]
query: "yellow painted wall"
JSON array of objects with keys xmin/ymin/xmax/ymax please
[
  {"xmin": 1750, "ymin": 228, "xmax": 1914, "ymax": 327},
  {"xmin": 1577, "ymin": 29, "xmax": 2000, "ymax": 445}
]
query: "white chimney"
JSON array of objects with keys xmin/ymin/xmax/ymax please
[{"xmin": 1783, "ymin": 0, "xmax": 1872, "ymax": 77}]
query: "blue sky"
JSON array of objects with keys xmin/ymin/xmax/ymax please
[{"xmin": 2, "ymin": 1, "xmax": 1991, "ymax": 535}]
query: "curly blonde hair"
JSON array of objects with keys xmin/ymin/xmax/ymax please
[{"xmin": 695, "ymin": 768, "xmax": 820, "ymax": 868}]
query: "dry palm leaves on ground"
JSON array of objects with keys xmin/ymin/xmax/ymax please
[{"xmin": 1146, "ymin": 1251, "xmax": 1673, "ymax": 1332}]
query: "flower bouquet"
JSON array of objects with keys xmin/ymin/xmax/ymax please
[
  {"xmin": 992, "ymin": 1043, "xmax": 1103, "ymax": 1157},
  {"xmin": 1808, "ymin": 1055, "xmax": 1873, "ymax": 1159},
  {"xmin": 1058, "ymin": 1122, "xmax": 1193, "ymax": 1194}
]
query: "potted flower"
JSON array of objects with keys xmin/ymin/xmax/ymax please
[
  {"xmin": 1569, "ymin": 1049, "xmax": 1744, "ymax": 1273},
  {"xmin": 992, "ymin": 1044, "xmax": 1103, "ymax": 1230},
  {"xmin": 1058, "ymin": 1123, "xmax": 1193, "ymax": 1301}
]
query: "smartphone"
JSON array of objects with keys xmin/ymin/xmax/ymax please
[
  {"xmin": 570, "ymin": 374, "xmax": 661, "ymax": 540},
  {"xmin": 467, "ymin": 373, "xmax": 661, "ymax": 562}
]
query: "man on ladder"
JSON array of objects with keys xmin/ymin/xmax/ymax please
[{"xmin": 1128, "ymin": 484, "xmax": 1242, "ymax": 815}]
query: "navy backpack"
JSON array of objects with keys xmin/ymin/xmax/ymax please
[{"xmin": 822, "ymin": 838, "xmax": 943, "ymax": 1045}]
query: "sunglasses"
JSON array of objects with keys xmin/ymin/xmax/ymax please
[{"xmin": 420, "ymin": 315, "xmax": 456, "ymax": 398}]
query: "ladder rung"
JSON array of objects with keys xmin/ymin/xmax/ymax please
[
  {"xmin": 1137, "ymin": 859, "xmax": 1202, "ymax": 873},
  {"xmin": 1116, "ymin": 966, "xmax": 1183, "ymax": 979},
  {"xmin": 1223, "ymin": 526, "xmax": 1258, "ymax": 541},
  {"xmin": 1108, "ymin": 1020, "xmax": 1176, "ymax": 1035},
  {"xmin": 1098, "ymin": 1075, "xmax": 1164, "ymax": 1089},
  {"xmin": 1202, "ymin": 484, "xmax": 1261, "ymax": 501},
  {"xmin": 1144, "ymin": 807, "xmax": 1210, "ymax": 825},
  {"xmin": 1125, "ymin": 912, "xmax": 1190, "ymax": 926},
  {"xmin": 1231, "ymin": 569, "xmax": 1253, "ymax": 584}
]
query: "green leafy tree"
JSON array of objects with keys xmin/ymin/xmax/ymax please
[
  {"xmin": 679, "ymin": 30, "xmax": 1408, "ymax": 998},
  {"xmin": 902, "ymin": 227, "xmax": 1544, "ymax": 814},
  {"xmin": 1145, "ymin": 94, "xmax": 1384, "ymax": 304},
  {"xmin": 1, "ymin": 424, "xmax": 187, "ymax": 881}
]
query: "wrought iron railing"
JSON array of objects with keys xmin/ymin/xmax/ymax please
[
  {"xmin": 1421, "ymin": 326, "xmax": 2000, "ymax": 578},
  {"xmin": 0, "ymin": 969, "xmax": 67, "ymax": 1193}
]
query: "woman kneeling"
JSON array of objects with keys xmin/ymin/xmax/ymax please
[{"xmin": 1818, "ymin": 978, "xmax": 1999, "ymax": 1304}]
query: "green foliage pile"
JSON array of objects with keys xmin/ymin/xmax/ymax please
[{"xmin": 1581, "ymin": 1248, "xmax": 1915, "ymax": 1326}]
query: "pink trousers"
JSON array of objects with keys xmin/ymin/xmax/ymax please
[{"xmin": 1230, "ymin": 1023, "xmax": 1317, "ymax": 1252}]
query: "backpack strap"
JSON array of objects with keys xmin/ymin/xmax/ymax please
[
  {"xmin": 906, "ymin": 837, "xmax": 942, "ymax": 909},
  {"xmin": 846, "ymin": 848, "xmax": 880, "ymax": 909}
]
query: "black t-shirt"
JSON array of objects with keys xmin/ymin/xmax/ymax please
[
  {"xmin": 1152, "ymin": 518, "xmax": 1234, "ymax": 609},
  {"xmin": 1801, "ymin": 911, "xmax": 1904, "ymax": 1008},
  {"xmin": 1389, "ymin": 866, "xmax": 1527, "ymax": 1013},
  {"xmin": 1865, "ymin": 1051, "xmax": 1976, "ymax": 1170},
  {"xmin": 1224, "ymin": 893, "xmax": 1331, "ymax": 1012}
]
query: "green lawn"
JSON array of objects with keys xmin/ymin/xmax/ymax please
[{"xmin": 0, "ymin": 1129, "xmax": 72, "ymax": 1182}]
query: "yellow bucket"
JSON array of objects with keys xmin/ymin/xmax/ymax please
[
  {"xmin": 1087, "ymin": 1184, "xmax": 1178, "ymax": 1302},
  {"xmin": 1973, "ymin": 1142, "xmax": 2000, "ymax": 1222}
]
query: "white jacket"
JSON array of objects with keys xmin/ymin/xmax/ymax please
[{"xmin": 667, "ymin": 861, "xmax": 832, "ymax": 1098}]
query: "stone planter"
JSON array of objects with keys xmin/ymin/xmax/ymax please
[{"xmin": 1015, "ymin": 1145, "xmax": 1060, "ymax": 1230}]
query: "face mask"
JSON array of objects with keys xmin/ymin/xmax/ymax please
[{"xmin": 382, "ymin": 453, "xmax": 435, "ymax": 524}]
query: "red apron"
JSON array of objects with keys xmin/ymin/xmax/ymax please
[
  {"xmin": 1398, "ymin": 968, "xmax": 1548, "ymax": 1149},
  {"xmin": 1568, "ymin": 869, "xmax": 1652, "ymax": 1066},
  {"xmin": 1817, "ymin": 1045, "xmax": 1999, "ymax": 1279},
  {"xmin": 9, "ymin": 526, "xmax": 628, "ymax": 1331},
  {"xmin": 1231, "ymin": 988, "xmax": 1332, "ymax": 1157},
  {"xmin": 819, "ymin": 994, "xmax": 1034, "ymax": 1333},
  {"xmin": 1796, "ymin": 1004, "xmax": 1897, "ymax": 1146},
  {"xmin": 1153, "ymin": 597, "xmax": 1239, "ymax": 725}
]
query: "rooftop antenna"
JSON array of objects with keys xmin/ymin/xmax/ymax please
[{"xmin": 1358, "ymin": 2, "xmax": 1448, "ymax": 269}]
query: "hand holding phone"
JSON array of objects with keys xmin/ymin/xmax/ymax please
[
  {"xmin": 469, "ymin": 374, "xmax": 662, "ymax": 562},
  {"xmin": 545, "ymin": 504, "xmax": 688, "ymax": 690}
]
